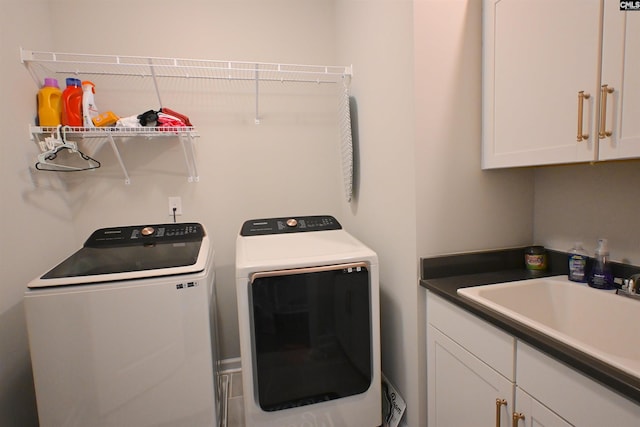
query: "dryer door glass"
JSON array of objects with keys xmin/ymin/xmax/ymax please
[{"xmin": 250, "ymin": 263, "xmax": 372, "ymax": 411}]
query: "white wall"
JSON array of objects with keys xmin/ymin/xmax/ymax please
[
  {"xmin": 534, "ymin": 161, "xmax": 640, "ymax": 264},
  {"xmin": 414, "ymin": 1, "xmax": 534, "ymax": 425},
  {"xmin": 334, "ymin": 1, "xmax": 534, "ymax": 426},
  {"xmin": 334, "ymin": 0, "xmax": 420, "ymax": 425},
  {"xmin": 0, "ymin": 0, "xmax": 78, "ymax": 425},
  {"xmin": 414, "ymin": 1, "xmax": 534, "ymax": 258}
]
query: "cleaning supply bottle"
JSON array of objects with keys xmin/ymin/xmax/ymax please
[
  {"xmin": 568, "ymin": 242, "xmax": 588, "ymax": 282},
  {"xmin": 81, "ymin": 81, "xmax": 98, "ymax": 127},
  {"xmin": 61, "ymin": 78, "xmax": 83, "ymax": 127},
  {"xmin": 588, "ymin": 238, "xmax": 614, "ymax": 290},
  {"xmin": 37, "ymin": 78, "xmax": 62, "ymax": 126}
]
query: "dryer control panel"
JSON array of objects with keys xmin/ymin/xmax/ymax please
[{"xmin": 240, "ymin": 215, "xmax": 341, "ymax": 236}]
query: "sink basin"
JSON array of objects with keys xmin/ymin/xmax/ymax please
[{"xmin": 457, "ymin": 276, "xmax": 640, "ymax": 378}]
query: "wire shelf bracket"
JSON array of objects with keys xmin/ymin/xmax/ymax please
[{"xmin": 30, "ymin": 125, "xmax": 200, "ymax": 184}]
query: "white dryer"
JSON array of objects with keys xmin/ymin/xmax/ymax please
[
  {"xmin": 236, "ymin": 215, "xmax": 381, "ymax": 427},
  {"xmin": 24, "ymin": 223, "xmax": 220, "ymax": 427}
]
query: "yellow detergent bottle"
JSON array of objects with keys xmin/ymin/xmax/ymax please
[{"xmin": 37, "ymin": 78, "xmax": 62, "ymax": 126}]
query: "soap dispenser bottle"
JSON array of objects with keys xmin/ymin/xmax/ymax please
[
  {"xmin": 568, "ymin": 242, "xmax": 588, "ymax": 283},
  {"xmin": 588, "ymin": 238, "xmax": 614, "ymax": 290}
]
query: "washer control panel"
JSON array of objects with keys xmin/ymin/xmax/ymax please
[
  {"xmin": 85, "ymin": 223, "xmax": 204, "ymax": 247},
  {"xmin": 240, "ymin": 215, "xmax": 342, "ymax": 236}
]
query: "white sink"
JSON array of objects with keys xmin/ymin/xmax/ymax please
[{"xmin": 457, "ymin": 276, "xmax": 640, "ymax": 379}]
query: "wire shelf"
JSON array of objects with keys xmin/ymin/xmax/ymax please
[
  {"xmin": 21, "ymin": 49, "xmax": 352, "ymax": 86},
  {"xmin": 30, "ymin": 125, "xmax": 200, "ymax": 185},
  {"xmin": 32, "ymin": 125, "xmax": 200, "ymax": 138},
  {"xmin": 23, "ymin": 48, "xmax": 352, "ymax": 184}
]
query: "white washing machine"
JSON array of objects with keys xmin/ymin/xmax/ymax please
[
  {"xmin": 24, "ymin": 223, "xmax": 220, "ymax": 427},
  {"xmin": 236, "ymin": 215, "xmax": 381, "ymax": 427}
]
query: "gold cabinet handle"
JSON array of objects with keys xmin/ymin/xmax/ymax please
[
  {"xmin": 496, "ymin": 398, "xmax": 507, "ymax": 427},
  {"xmin": 577, "ymin": 91, "xmax": 590, "ymax": 141},
  {"xmin": 599, "ymin": 84, "xmax": 614, "ymax": 139},
  {"xmin": 512, "ymin": 412, "xmax": 525, "ymax": 426}
]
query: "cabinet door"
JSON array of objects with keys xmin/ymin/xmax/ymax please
[
  {"xmin": 427, "ymin": 325, "xmax": 514, "ymax": 427},
  {"xmin": 482, "ymin": 0, "xmax": 602, "ymax": 169},
  {"xmin": 514, "ymin": 387, "xmax": 574, "ymax": 427},
  {"xmin": 598, "ymin": 0, "xmax": 640, "ymax": 160},
  {"xmin": 517, "ymin": 341, "xmax": 640, "ymax": 426}
]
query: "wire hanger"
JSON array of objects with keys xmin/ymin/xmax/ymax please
[{"xmin": 35, "ymin": 125, "xmax": 101, "ymax": 172}]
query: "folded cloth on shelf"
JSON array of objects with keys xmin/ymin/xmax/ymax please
[
  {"xmin": 160, "ymin": 107, "xmax": 192, "ymax": 126},
  {"xmin": 115, "ymin": 109, "xmax": 190, "ymax": 129},
  {"xmin": 115, "ymin": 115, "xmax": 143, "ymax": 128},
  {"xmin": 157, "ymin": 111, "xmax": 187, "ymax": 128}
]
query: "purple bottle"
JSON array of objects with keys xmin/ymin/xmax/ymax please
[{"xmin": 587, "ymin": 238, "xmax": 614, "ymax": 290}]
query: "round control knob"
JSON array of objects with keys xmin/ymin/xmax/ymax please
[
  {"xmin": 141, "ymin": 226, "xmax": 155, "ymax": 236},
  {"xmin": 286, "ymin": 218, "xmax": 298, "ymax": 228}
]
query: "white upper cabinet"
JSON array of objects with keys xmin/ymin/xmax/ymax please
[
  {"xmin": 482, "ymin": 0, "xmax": 640, "ymax": 169},
  {"xmin": 599, "ymin": 1, "xmax": 640, "ymax": 160}
]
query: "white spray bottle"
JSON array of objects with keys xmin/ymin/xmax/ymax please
[{"xmin": 82, "ymin": 81, "xmax": 98, "ymax": 127}]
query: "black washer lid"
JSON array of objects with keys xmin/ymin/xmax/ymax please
[{"xmin": 37, "ymin": 223, "xmax": 207, "ymax": 282}]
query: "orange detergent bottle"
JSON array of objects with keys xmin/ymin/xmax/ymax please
[
  {"xmin": 37, "ymin": 78, "xmax": 62, "ymax": 126},
  {"xmin": 61, "ymin": 78, "xmax": 83, "ymax": 127}
]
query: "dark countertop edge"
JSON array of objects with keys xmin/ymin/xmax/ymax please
[
  {"xmin": 420, "ymin": 273, "xmax": 640, "ymax": 406},
  {"xmin": 421, "ymin": 246, "xmax": 640, "ymax": 282}
]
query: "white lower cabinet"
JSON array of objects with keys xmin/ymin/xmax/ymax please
[
  {"xmin": 514, "ymin": 387, "xmax": 572, "ymax": 427},
  {"xmin": 516, "ymin": 341, "xmax": 640, "ymax": 427},
  {"xmin": 426, "ymin": 291, "xmax": 640, "ymax": 427},
  {"xmin": 427, "ymin": 292, "xmax": 515, "ymax": 427},
  {"xmin": 427, "ymin": 325, "xmax": 514, "ymax": 426}
]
